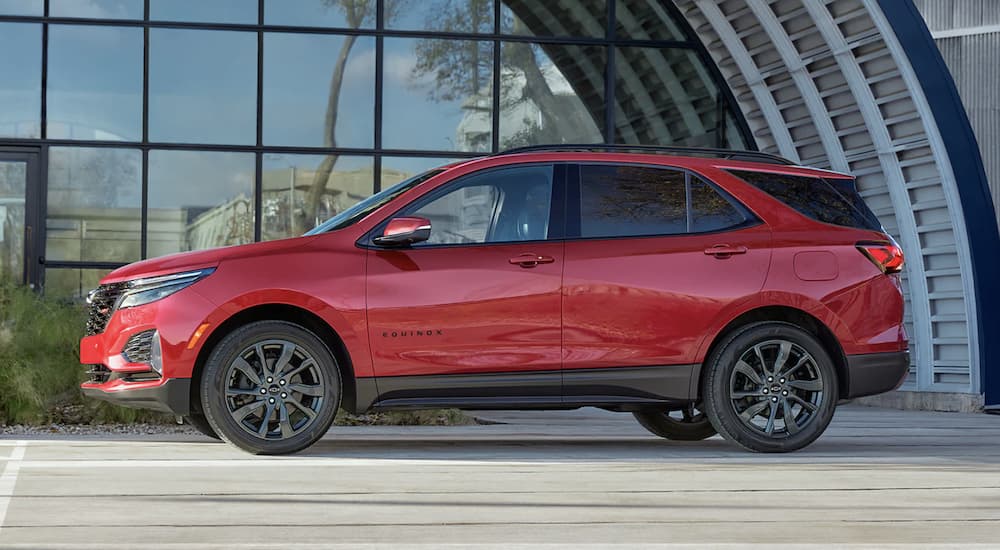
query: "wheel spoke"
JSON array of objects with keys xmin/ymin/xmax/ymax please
[
  {"xmin": 789, "ymin": 394, "xmax": 819, "ymax": 411},
  {"xmin": 258, "ymin": 401, "xmax": 276, "ymax": 436},
  {"xmin": 773, "ymin": 341, "xmax": 791, "ymax": 376},
  {"xmin": 732, "ymin": 390, "xmax": 765, "ymax": 399},
  {"xmin": 231, "ymin": 357, "xmax": 262, "ymax": 386},
  {"xmin": 281, "ymin": 359, "xmax": 315, "ymax": 381},
  {"xmin": 734, "ymin": 360, "xmax": 763, "ymax": 385},
  {"xmin": 778, "ymin": 355, "xmax": 810, "ymax": 378},
  {"xmin": 286, "ymin": 396, "xmax": 317, "ymax": 420},
  {"xmin": 753, "ymin": 345, "xmax": 767, "ymax": 372},
  {"xmin": 278, "ymin": 402, "xmax": 294, "ymax": 438},
  {"xmin": 231, "ymin": 399, "xmax": 265, "ymax": 421},
  {"xmin": 226, "ymin": 387, "xmax": 260, "ymax": 396},
  {"xmin": 289, "ymin": 383, "xmax": 324, "ymax": 397},
  {"xmin": 787, "ymin": 378, "xmax": 823, "ymax": 392},
  {"xmin": 272, "ymin": 343, "xmax": 295, "ymax": 378},
  {"xmin": 782, "ymin": 398, "xmax": 800, "ymax": 435},
  {"xmin": 255, "ymin": 344, "xmax": 270, "ymax": 377},
  {"xmin": 764, "ymin": 401, "xmax": 779, "ymax": 435},
  {"xmin": 739, "ymin": 399, "xmax": 769, "ymax": 422}
]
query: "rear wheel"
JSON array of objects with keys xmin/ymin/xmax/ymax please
[
  {"xmin": 632, "ymin": 403, "xmax": 717, "ymax": 441},
  {"xmin": 184, "ymin": 412, "xmax": 220, "ymax": 440},
  {"xmin": 200, "ymin": 320, "xmax": 341, "ymax": 455},
  {"xmin": 702, "ymin": 321, "xmax": 838, "ymax": 453}
]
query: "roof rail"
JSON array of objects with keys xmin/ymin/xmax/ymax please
[{"xmin": 494, "ymin": 143, "xmax": 797, "ymax": 166}]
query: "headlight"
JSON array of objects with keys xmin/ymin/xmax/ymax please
[{"xmin": 117, "ymin": 268, "xmax": 215, "ymax": 309}]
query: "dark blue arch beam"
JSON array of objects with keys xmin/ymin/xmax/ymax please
[{"xmin": 877, "ymin": 0, "xmax": 1000, "ymax": 408}]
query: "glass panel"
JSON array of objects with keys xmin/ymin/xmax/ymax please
[
  {"xmin": 381, "ymin": 156, "xmax": 457, "ymax": 188},
  {"xmin": 500, "ymin": 0, "xmax": 606, "ymax": 37},
  {"xmin": 47, "ymin": 25, "xmax": 143, "ymax": 141},
  {"xmin": 264, "ymin": 0, "xmax": 375, "ymax": 29},
  {"xmin": 386, "ymin": 0, "xmax": 494, "ymax": 33},
  {"xmin": 0, "ymin": 0, "xmax": 42, "ymax": 16},
  {"xmin": 0, "ymin": 23, "xmax": 41, "ymax": 139},
  {"xmin": 263, "ymin": 33, "xmax": 374, "ymax": 148},
  {"xmin": 50, "ymin": 0, "xmax": 143, "ymax": 19},
  {"xmin": 147, "ymin": 150, "xmax": 255, "ymax": 257},
  {"xmin": 688, "ymin": 178, "xmax": 746, "ymax": 233},
  {"xmin": 150, "ymin": 0, "xmax": 257, "ymax": 24},
  {"xmin": 46, "ymin": 147, "xmax": 141, "ymax": 263},
  {"xmin": 262, "ymin": 154, "xmax": 373, "ymax": 241},
  {"xmin": 406, "ymin": 165, "xmax": 553, "ymax": 245},
  {"xmin": 383, "ymin": 38, "xmax": 493, "ymax": 152},
  {"xmin": 614, "ymin": 0, "xmax": 686, "ymax": 41},
  {"xmin": 499, "ymin": 42, "xmax": 604, "ymax": 148},
  {"xmin": 0, "ymin": 160, "xmax": 27, "ymax": 281},
  {"xmin": 579, "ymin": 164, "xmax": 686, "ymax": 238},
  {"xmin": 44, "ymin": 267, "xmax": 113, "ymax": 301},
  {"xmin": 149, "ymin": 29, "xmax": 257, "ymax": 145},
  {"xmin": 613, "ymin": 47, "xmax": 723, "ymax": 147}
]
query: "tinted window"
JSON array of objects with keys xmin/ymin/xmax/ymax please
[
  {"xmin": 729, "ymin": 170, "xmax": 881, "ymax": 231},
  {"xmin": 689, "ymin": 178, "xmax": 747, "ymax": 233},
  {"xmin": 579, "ymin": 165, "xmax": 686, "ymax": 238},
  {"xmin": 405, "ymin": 165, "xmax": 553, "ymax": 245}
]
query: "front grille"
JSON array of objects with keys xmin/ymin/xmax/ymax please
[
  {"xmin": 86, "ymin": 364, "xmax": 111, "ymax": 384},
  {"xmin": 86, "ymin": 282, "xmax": 128, "ymax": 335},
  {"xmin": 122, "ymin": 330, "xmax": 155, "ymax": 364}
]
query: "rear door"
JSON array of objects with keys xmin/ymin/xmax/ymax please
[
  {"xmin": 561, "ymin": 163, "xmax": 771, "ymax": 400},
  {"xmin": 365, "ymin": 163, "xmax": 566, "ymax": 400}
]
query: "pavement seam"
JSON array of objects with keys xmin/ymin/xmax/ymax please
[{"xmin": 0, "ymin": 441, "xmax": 27, "ymax": 537}]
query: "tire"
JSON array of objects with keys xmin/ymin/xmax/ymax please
[
  {"xmin": 632, "ymin": 403, "xmax": 717, "ymax": 441},
  {"xmin": 199, "ymin": 320, "xmax": 342, "ymax": 455},
  {"xmin": 702, "ymin": 321, "xmax": 838, "ymax": 453},
  {"xmin": 184, "ymin": 412, "xmax": 221, "ymax": 440}
]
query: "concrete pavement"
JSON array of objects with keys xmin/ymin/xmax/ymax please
[{"xmin": 0, "ymin": 405, "xmax": 998, "ymax": 548}]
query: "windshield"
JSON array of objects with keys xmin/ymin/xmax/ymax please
[{"xmin": 304, "ymin": 169, "xmax": 444, "ymax": 235}]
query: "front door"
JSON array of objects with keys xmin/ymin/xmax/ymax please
[
  {"xmin": 366, "ymin": 164, "xmax": 564, "ymax": 401},
  {"xmin": 0, "ymin": 149, "xmax": 42, "ymax": 288}
]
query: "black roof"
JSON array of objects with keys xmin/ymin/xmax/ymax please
[{"xmin": 494, "ymin": 143, "xmax": 796, "ymax": 166}]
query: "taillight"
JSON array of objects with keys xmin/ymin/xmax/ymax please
[{"xmin": 857, "ymin": 241, "xmax": 904, "ymax": 274}]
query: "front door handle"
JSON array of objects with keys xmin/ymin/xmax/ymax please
[
  {"xmin": 509, "ymin": 253, "xmax": 555, "ymax": 268},
  {"xmin": 704, "ymin": 244, "xmax": 748, "ymax": 258}
]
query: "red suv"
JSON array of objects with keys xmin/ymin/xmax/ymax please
[{"xmin": 80, "ymin": 146, "xmax": 908, "ymax": 455}]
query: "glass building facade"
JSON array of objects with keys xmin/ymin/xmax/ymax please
[{"xmin": 0, "ymin": 0, "xmax": 751, "ymax": 298}]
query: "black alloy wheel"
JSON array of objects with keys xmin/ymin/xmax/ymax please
[
  {"xmin": 200, "ymin": 321, "xmax": 341, "ymax": 455},
  {"xmin": 702, "ymin": 321, "xmax": 838, "ymax": 453},
  {"xmin": 633, "ymin": 403, "xmax": 717, "ymax": 441}
]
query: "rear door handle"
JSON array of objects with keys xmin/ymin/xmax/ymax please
[
  {"xmin": 704, "ymin": 244, "xmax": 748, "ymax": 258},
  {"xmin": 509, "ymin": 253, "xmax": 556, "ymax": 268}
]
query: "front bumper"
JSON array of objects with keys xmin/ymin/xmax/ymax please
[
  {"xmin": 845, "ymin": 350, "xmax": 910, "ymax": 399},
  {"xmin": 81, "ymin": 378, "xmax": 191, "ymax": 416}
]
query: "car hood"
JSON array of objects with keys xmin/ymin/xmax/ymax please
[{"xmin": 100, "ymin": 236, "xmax": 319, "ymax": 284}]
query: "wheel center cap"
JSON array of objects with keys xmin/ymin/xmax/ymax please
[
  {"xmin": 770, "ymin": 384, "xmax": 782, "ymax": 393},
  {"xmin": 268, "ymin": 386, "xmax": 281, "ymax": 394}
]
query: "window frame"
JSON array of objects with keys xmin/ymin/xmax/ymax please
[
  {"xmin": 362, "ymin": 161, "xmax": 567, "ymax": 249},
  {"xmin": 566, "ymin": 162, "xmax": 758, "ymax": 241}
]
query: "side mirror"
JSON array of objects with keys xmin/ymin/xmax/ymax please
[{"xmin": 373, "ymin": 216, "xmax": 431, "ymax": 247}]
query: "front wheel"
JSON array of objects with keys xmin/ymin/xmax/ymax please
[
  {"xmin": 184, "ymin": 412, "xmax": 221, "ymax": 440},
  {"xmin": 200, "ymin": 320, "xmax": 342, "ymax": 455},
  {"xmin": 632, "ymin": 403, "xmax": 717, "ymax": 441},
  {"xmin": 702, "ymin": 322, "xmax": 838, "ymax": 453}
]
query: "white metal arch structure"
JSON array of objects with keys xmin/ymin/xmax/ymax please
[{"xmin": 677, "ymin": 0, "xmax": 981, "ymax": 396}]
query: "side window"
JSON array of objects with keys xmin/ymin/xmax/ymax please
[
  {"xmin": 689, "ymin": 177, "xmax": 748, "ymax": 233},
  {"xmin": 406, "ymin": 165, "xmax": 553, "ymax": 246},
  {"xmin": 579, "ymin": 165, "xmax": 686, "ymax": 238}
]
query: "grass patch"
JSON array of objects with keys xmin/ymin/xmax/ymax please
[{"xmin": 0, "ymin": 282, "xmax": 169, "ymax": 425}]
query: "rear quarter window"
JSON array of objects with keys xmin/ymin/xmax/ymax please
[{"xmin": 728, "ymin": 169, "xmax": 882, "ymax": 231}]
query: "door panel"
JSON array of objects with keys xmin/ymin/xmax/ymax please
[
  {"xmin": 366, "ymin": 242, "xmax": 564, "ymax": 377},
  {"xmin": 0, "ymin": 152, "xmax": 40, "ymax": 287},
  {"xmin": 562, "ymin": 225, "xmax": 771, "ymax": 369}
]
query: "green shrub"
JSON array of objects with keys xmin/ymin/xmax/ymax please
[{"xmin": 0, "ymin": 282, "xmax": 168, "ymax": 425}]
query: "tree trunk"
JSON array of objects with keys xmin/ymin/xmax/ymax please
[{"xmin": 300, "ymin": 34, "xmax": 358, "ymax": 235}]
